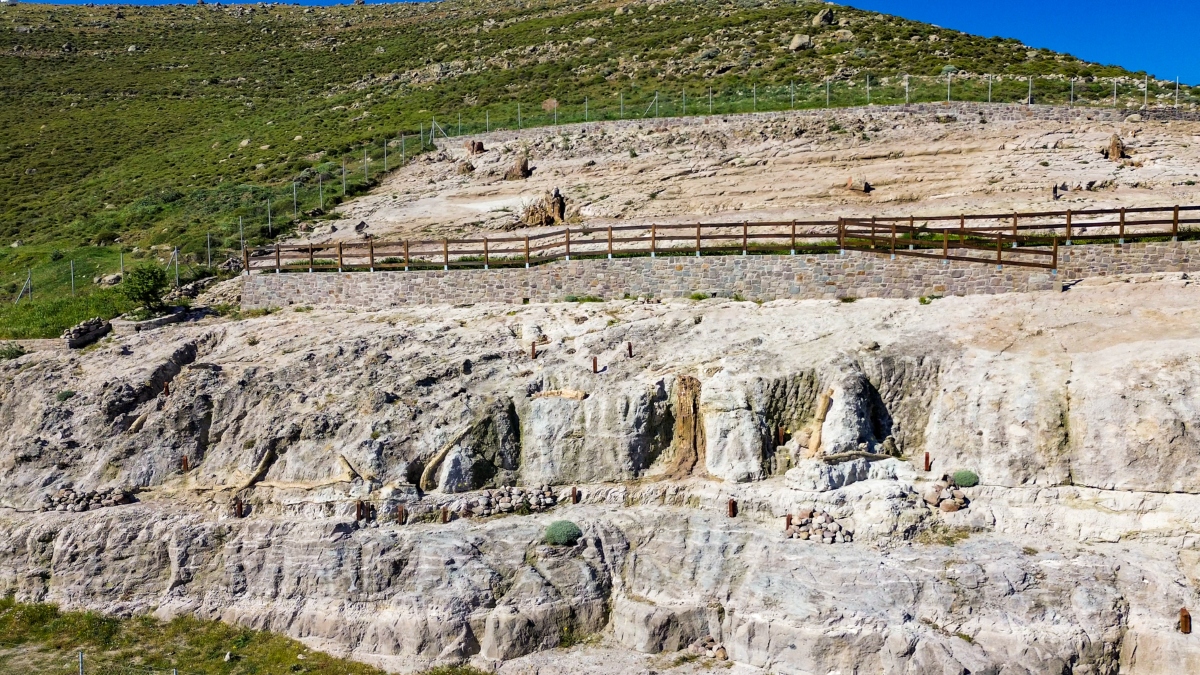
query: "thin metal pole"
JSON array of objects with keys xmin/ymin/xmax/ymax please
[
  {"xmin": 585, "ymin": 96, "xmax": 588, "ymax": 121},
  {"xmin": 486, "ymin": 111, "xmax": 489, "ymax": 132},
  {"xmin": 753, "ymin": 84, "xmax": 756, "ymax": 111},
  {"xmin": 319, "ymin": 175, "xmax": 324, "ymax": 209},
  {"xmin": 790, "ymin": 80, "xmax": 794, "ymax": 109},
  {"xmin": 1028, "ymin": 76, "xmax": 1033, "ymax": 104},
  {"xmin": 621, "ymin": 92, "xmax": 624, "ymax": 118},
  {"xmin": 401, "ymin": 134, "xmax": 406, "ymax": 163},
  {"xmin": 708, "ymin": 87, "xmax": 712, "ymax": 114},
  {"xmin": 518, "ymin": 102, "xmax": 522, "ymax": 129},
  {"xmin": 988, "ymin": 75, "xmax": 992, "ymax": 103},
  {"xmin": 341, "ymin": 158, "xmax": 346, "ymax": 194},
  {"xmin": 383, "ymin": 139, "xmax": 387, "ymax": 172},
  {"xmin": 239, "ymin": 216, "xmax": 245, "ymax": 255},
  {"xmin": 293, "ymin": 181, "xmax": 298, "ymax": 216},
  {"xmin": 826, "ymin": 78, "xmax": 830, "ymax": 107},
  {"xmin": 207, "ymin": 232, "xmax": 211, "ymax": 267},
  {"xmin": 867, "ymin": 75, "xmax": 870, "ymax": 105},
  {"xmin": 947, "ymin": 73, "xmax": 951, "ymax": 102},
  {"xmin": 78, "ymin": 650, "xmax": 83, "ymax": 675},
  {"xmin": 120, "ymin": 251, "xmax": 124, "ymax": 275},
  {"xmin": 682, "ymin": 89, "xmax": 685, "ymax": 115},
  {"xmin": 267, "ymin": 198, "xmax": 272, "ymax": 236},
  {"xmin": 554, "ymin": 103, "xmax": 557, "ymax": 126},
  {"xmin": 458, "ymin": 112, "xmax": 462, "ymax": 135},
  {"xmin": 364, "ymin": 147, "xmax": 368, "ymax": 182},
  {"xmin": 905, "ymin": 74, "xmax": 909, "ymax": 104},
  {"xmin": 174, "ymin": 248, "xmax": 180, "ymax": 287},
  {"xmin": 1145, "ymin": 74, "xmax": 1148, "ymax": 108},
  {"xmin": 655, "ymin": 90, "xmax": 659, "ymax": 117},
  {"xmin": 1070, "ymin": 78, "xmax": 1074, "ymax": 106},
  {"xmin": 1114, "ymin": 80, "xmax": 1118, "ymax": 107},
  {"xmin": 1177, "ymin": 78, "xmax": 1180, "ymax": 108},
  {"xmin": 70, "ymin": 259, "xmax": 75, "ymax": 296}
]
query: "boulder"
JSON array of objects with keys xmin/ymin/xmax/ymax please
[
  {"xmin": 1103, "ymin": 134, "xmax": 1126, "ymax": 162},
  {"xmin": 812, "ymin": 8, "xmax": 834, "ymax": 26},
  {"xmin": 788, "ymin": 34, "xmax": 812, "ymax": 51},
  {"xmin": 62, "ymin": 317, "xmax": 111, "ymax": 349},
  {"xmin": 504, "ymin": 155, "xmax": 533, "ymax": 181}
]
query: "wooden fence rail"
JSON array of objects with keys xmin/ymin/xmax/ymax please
[{"xmin": 244, "ymin": 204, "xmax": 1200, "ymax": 274}]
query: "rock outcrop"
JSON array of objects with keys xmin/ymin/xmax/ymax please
[{"xmin": 3, "ymin": 277, "xmax": 1200, "ymax": 673}]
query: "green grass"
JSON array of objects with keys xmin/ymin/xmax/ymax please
[
  {"xmin": 0, "ymin": 597, "xmax": 390, "ymax": 675},
  {"xmin": 0, "ymin": 0, "xmax": 1175, "ymax": 256}
]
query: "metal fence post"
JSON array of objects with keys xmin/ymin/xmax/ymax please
[{"xmin": 70, "ymin": 259, "xmax": 75, "ymax": 296}]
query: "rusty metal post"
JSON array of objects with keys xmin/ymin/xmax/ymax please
[
  {"xmin": 742, "ymin": 222, "xmax": 747, "ymax": 255},
  {"xmin": 369, "ymin": 237, "xmax": 375, "ymax": 272},
  {"xmin": 162, "ymin": 381, "xmax": 170, "ymax": 397},
  {"xmin": 356, "ymin": 500, "xmax": 363, "ymax": 521},
  {"xmin": 441, "ymin": 506, "xmax": 449, "ymax": 524},
  {"xmin": 524, "ymin": 236, "xmax": 530, "ymax": 268},
  {"xmin": 397, "ymin": 504, "xmax": 407, "ymax": 524},
  {"xmin": 890, "ymin": 222, "xmax": 896, "ymax": 259},
  {"xmin": 1012, "ymin": 214, "xmax": 1018, "ymax": 248},
  {"xmin": 959, "ymin": 215, "xmax": 965, "ymax": 244},
  {"xmin": 696, "ymin": 223, "xmax": 702, "ymax": 257},
  {"xmin": 235, "ymin": 498, "xmax": 243, "ymax": 518},
  {"xmin": 592, "ymin": 356, "xmax": 598, "ymax": 373},
  {"xmin": 531, "ymin": 342, "xmax": 537, "ymax": 360},
  {"xmin": 565, "ymin": 228, "xmax": 571, "ymax": 261},
  {"xmin": 651, "ymin": 224, "xmax": 657, "ymax": 257},
  {"xmin": 243, "ymin": 248, "xmax": 251, "ymax": 276},
  {"xmin": 337, "ymin": 242, "xmax": 343, "ymax": 272},
  {"xmin": 309, "ymin": 243, "xmax": 314, "ymax": 273},
  {"xmin": 1182, "ymin": 608, "xmax": 1192, "ymax": 634},
  {"xmin": 181, "ymin": 456, "xmax": 189, "ymax": 472},
  {"xmin": 923, "ymin": 452, "xmax": 931, "ymax": 472},
  {"xmin": 404, "ymin": 240, "xmax": 410, "ymax": 271},
  {"xmin": 483, "ymin": 237, "xmax": 489, "ymax": 270},
  {"xmin": 275, "ymin": 244, "xmax": 281, "ymax": 273},
  {"xmin": 1065, "ymin": 209, "xmax": 1072, "ymax": 244},
  {"xmin": 627, "ymin": 342, "xmax": 633, "ymax": 358},
  {"xmin": 608, "ymin": 225, "xmax": 614, "ymax": 259},
  {"xmin": 909, "ymin": 215, "xmax": 915, "ymax": 250},
  {"xmin": 1119, "ymin": 207, "xmax": 1126, "ymax": 244},
  {"xmin": 870, "ymin": 216, "xmax": 876, "ymax": 249},
  {"xmin": 443, "ymin": 238, "xmax": 449, "ymax": 271},
  {"xmin": 791, "ymin": 220, "xmax": 797, "ymax": 255},
  {"xmin": 727, "ymin": 498, "xmax": 737, "ymax": 518},
  {"xmin": 571, "ymin": 486, "xmax": 579, "ymax": 504},
  {"xmin": 838, "ymin": 217, "xmax": 845, "ymax": 254},
  {"xmin": 1174, "ymin": 204, "xmax": 1180, "ymax": 241}
]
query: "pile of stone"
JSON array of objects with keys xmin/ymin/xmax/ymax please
[
  {"xmin": 463, "ymin": 485, "xmax": 558, "ymax": 517},
  {"xmin": 686, "ymin": 635, "xmax": 728, "ymax": 660},
  {"xmin": 62, "ymin": 317, "xmax": 111, "ymax": 349},
  {"xmin": 39, "ymin": 487, "xmax": 135, "ymax": 513},
  {"xmin": 923, "ymin": 480, "xmax": 970, "ymax": 512},
  {"xmin": 784, "ymin": 507, "xmax": 854, "ymax": 544}
]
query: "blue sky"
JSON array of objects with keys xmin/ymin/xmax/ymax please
[
  {"xmin": 25, "ymin": 0, "xmax": 1200, "ymax": 84},
  {"xmin": 845, "ymin": 1, "xmax": 1200, "ymax": 84}
]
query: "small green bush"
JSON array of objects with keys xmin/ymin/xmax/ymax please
[
  {"xmin": 56, "ymin": 390, "xmax": 76, "ymax": 402},
  {"xmin": 563, "ymin": 295, "xmax": 604, "ymax": 303},
  {"xmin": 689, "ymin": 292, "xmax": 709, "ymax": 301},
  {"xmin": 952, "ymin": 470, "xmax": 979, "ymax": 488},
  {"xmin": 544, "ymin": 520, "xmax": 583, "ymax": 546},
  {"xmin": 0, "ymin": 343, "xmax": 27, "ymax": 360},
  {"xmin": 122, "ymin": 264, "xmax": 169, "ymax": 311}
]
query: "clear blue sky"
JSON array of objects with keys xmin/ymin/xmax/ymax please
[{"xmin": 845, "ymin": 0, "xmax": 1200, "ymax": 84}]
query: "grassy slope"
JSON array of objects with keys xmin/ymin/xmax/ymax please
[
  {"xmin": 0, "ymin": 0, "xmax": 1185, "ymax": 335},
  {"xmin": 0, "ymin": 598, "xmax": 395, "ymax": 675}
]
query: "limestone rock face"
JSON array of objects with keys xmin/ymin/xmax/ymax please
[{"xmin": 3, "ymin": 280, "xmax": 1200, "ymax": 672}]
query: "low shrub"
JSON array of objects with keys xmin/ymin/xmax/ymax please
[
  {"xmin": 0, "ymin": 342, "xmax": 27, "ymax": 360},
  {"xmin": 56, "ymin": 390, "xmax": 76, "ymax": 402},
  {"xmin": 544, "ymin": 520, "xmax": 583, "ymax": 546},
  {"xmin": 952, "ymin": 470, "xmax": 979, "ymax": 488}
]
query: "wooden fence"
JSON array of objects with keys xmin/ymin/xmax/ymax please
[{"xmin": 243, "ymin": 204, "xmax": 1200, "ymax": 274}]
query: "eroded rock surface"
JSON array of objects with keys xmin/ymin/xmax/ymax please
[{"xmin": 3, "ymin": 275, "xmax": 1200, "ymax": 673}]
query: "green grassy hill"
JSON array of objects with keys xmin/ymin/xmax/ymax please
[{"xmin": 0, "ymin": 0, "xmax": 1188, "ymax": 336}]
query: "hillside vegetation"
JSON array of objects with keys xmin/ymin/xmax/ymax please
[{"xmin": 0, "ymin": 0, "xmax": 1189, "ymax": 336}]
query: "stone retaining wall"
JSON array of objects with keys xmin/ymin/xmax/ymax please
[{"xmin": 242, "ymin": 240, "xmax": 1200, "ymax": 309}]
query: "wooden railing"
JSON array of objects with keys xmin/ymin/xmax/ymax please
[{"xmin": 244, "ymin": 205, "xmax": 1200, "ymax": 274}]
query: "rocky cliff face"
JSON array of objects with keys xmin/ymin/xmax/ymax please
[{"xmin": 2, "ymin": 273, "xmax": 1200, "ymax": 673}]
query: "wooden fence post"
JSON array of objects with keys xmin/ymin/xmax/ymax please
[
  {"xmin": 959, "ymin": 215, "xmax": 965, "ymax": 243},
  {"xmin": 1065, "ymin": 210, "xmax": 1072, "ymax": 244},
  {"xmin": 571, "ymin": 486, "xmax": 578, "ymax": 504},
  {"xmin": 942, "ymin": 230, "xmax": 949, "ymax": 261},
  {"xmin": 870, "ymin": 217, "xmax": 876, "ymax": 249},
  {"xmin": 650, "ymin": 224, "xmax": 657, "ymax": 257},
  {"xmin": 275, "ymin": 244, "xmax": 281, "ymax": 273},
  {"xmin": 923, "ymin": 452, "xmax": 931, "ymax": 472},
  {"xmin": 608, "ymin": 226, "xmax": 614, "ymax": 259},
  {"xmin": 404, "ymin": 240, "xmax": 410, "ymax": 271},
  {"xmin": 308, "ymin": 243, "xmax": 314, "ymax": 273},
  {"xmin": 368, "ymin": 237, "xmax": 375, "ymax": 272},
  {"xmin": 592, "ymin": 356, "xmax": 598, "ymax": 373},
  {"xmin": 696, "ymin": 223, "xmax": 702, "ymax": 257},
  {"xmin": 1052, "ymin": 236, "xmax": 1059, "ymax": 274},
  {"xmin": 727, "ymin": 498, "xmax": 737, "ymax": 518},
  {"xmin": 838, "ymin": 218, "xmax": 845, "ymax": 253},
  {"xmin": 1174, "ymin": 204, "xmax": 1180, "ymax": 241},
  {"xmin": 243, "ymin": 248, "xmax": 250, "ymax": 275},
  {"xmin": 531, "ymin": 342, "xmax": 537, "ymax": 360},
  {"xmin": 741, "ymin": 222, "xmax": 747, "ymax": 255},
  {"xmin": 443, "ymin": 238, "xmax": 449, "ymax": 271},
  {"xmin": 484, "ymin": 238, "xmax": 489, "ymax": 269},
  {"xmin": 890, "ymin": 223, "xmax": 896, "ymax": 258},
  {"xmin": 1182, "ymin": 608, "xmax": 1192, "ymax": 634},
  {"xmin": 1119, "ymin": 207, "xmax": 1126, "ymax": 243},
  {"xmin": 996, "ymin": 234, "xmax": 1002, "ymax": 269},
  {"xmin": 909, "ymin": 215, "xmax": 915, "ymax": 250},
  {"xmin": 441, "ymin": 506, "xmax": 449, "ymax": 524},
  {"xmin": 397, "ymin": 504, "xmax": 407, "ymax": 524},
  {"xmin": 524, "ymin": 236, "xmax": 530, "ymax": 268},
  {"xmin": 790, "ymin": 220, "xmax": 797, "ymax": 255},
  {"xmin": 337, "ymin": 242, "xmax": 343, "ymax": 272},
  {"xmin": 565, "ymin": 228, "xmax": 571, "ymax": 261},
  {"xmin": 1012, "ymin": 214, "xmax": 1018, "ymax": 248}
]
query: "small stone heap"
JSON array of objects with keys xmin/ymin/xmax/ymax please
[
  {"xmin": 39, "ymin": 487, "xmax": 135, "ymax": 513},
  {"xmin": 62, "ymin": 317, "xmax": 111, "ymax": 349},
  {"xmin": 686, "ymin": 635, "xmax": 728, "ymax": 660},
  {"xmin": 923, "ymin": 479, "xmax": 970, "ymax": 512},
  {"xmin": 463, "ymin": 485, "xmax": 558, "ymax": 517},
  {"xmin": 785, "ymin": 507, "xmax": 854, "ymax": 544}
]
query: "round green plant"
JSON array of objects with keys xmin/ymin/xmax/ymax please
[
  {"xmin": 122, "ymin": 263, "xmax": 169, "ymax": 311},
  {"xmin": 952, "ymin": 470, "xmax": 979, "ymax": 488},
  {"xmin": 544, "ymin": 520, "xmax": 583, "ymax": 546}
]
